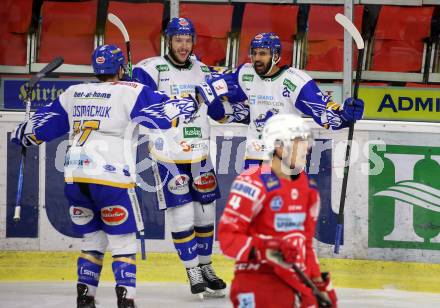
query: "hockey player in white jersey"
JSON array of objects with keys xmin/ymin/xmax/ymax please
[
  {"xmin": 133, "ymin": 17, "xmax": 229, "ymax": 298},
  {"xmin": 10, "ymin": 44, "xmax": 201, "ymax": 308},
  {"xmin": 198, "ymin": 32, "xmax": 364, "ymax": 169}
]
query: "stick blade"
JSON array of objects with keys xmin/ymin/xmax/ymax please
[
  {"xmin": 335, "ymin": 13, "xmax": 364, "ymax": 50},
  {"xmin": 107, "ymin": 13, "xmax": 130, "ymax": 42}
]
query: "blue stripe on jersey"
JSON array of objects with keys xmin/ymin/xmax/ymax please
[
  {"xmin": 32, "ymin": 98, "xmax": 69, "ymax": 142},
  {"xmin": 295, "ymin": 80, "xmax": 349, "ymax": 130},
  {"xmin": 132, "ymin": 67, "xmax": 158, "ymax": 90}
]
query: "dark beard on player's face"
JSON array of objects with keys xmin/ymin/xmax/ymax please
[
  {"xmin": 168, "ymin": 44, "xmax": 191, "ymax": 65},
  {"xmin": 254, "ymin": 60, "xmax": 271, "ymax": 76}
]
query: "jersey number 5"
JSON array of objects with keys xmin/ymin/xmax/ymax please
[{"xmin": 73, "ymin": 120, "xmax": 100, "ymax": 146}]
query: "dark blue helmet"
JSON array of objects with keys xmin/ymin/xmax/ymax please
[
  {"xmin": 91, "ymin": 44, "xmax": 125, "ymax": 75},
  {"xmin": 250, "ymin": 32, "xmax": 281, "ymax": 56},
  {"xmin": 165, "ymin": 17, "xmax": 196, "ymax": 39}
]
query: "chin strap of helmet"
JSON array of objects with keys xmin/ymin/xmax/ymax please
[{"xmin": 262, "ymin": 53, "xmax": 281, "ymax": 77}]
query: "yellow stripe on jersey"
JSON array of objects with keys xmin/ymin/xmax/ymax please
[
  {"xmin": 173, "ymin": 232, "xmax": 195, "ymax": 244},
  {"xmin": 65, "ymin": 177, "xmax": 136, "ymax": 189}
]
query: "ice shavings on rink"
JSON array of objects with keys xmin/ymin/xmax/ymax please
[{"xmin": 1, "ymin": 282, "xmax": 440, "ymax": 308}]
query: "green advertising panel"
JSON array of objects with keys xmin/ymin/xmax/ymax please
[
  {"xmin": 369, "ymin": 144, "xmax": 440, "ymax": 250},
  {"xmin": 360, "ymin": 87, "xmax": 440, "ymax": 122}
]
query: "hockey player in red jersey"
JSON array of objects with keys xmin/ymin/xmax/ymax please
[{"xmin": 218, "ymin": 114, "xmax": 337, "ymax": 308}]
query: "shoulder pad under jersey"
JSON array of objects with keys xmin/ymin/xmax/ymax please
[{"xmin": 136, "ymin": 56, "xmax": 161, "ymax": 68}]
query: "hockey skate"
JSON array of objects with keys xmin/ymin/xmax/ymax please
[
  {"xmin": 199, "ymin": 262, "xmax": 227, "ymax": 298},
  {"xmin": 186, "ymin": 266, "xmax": 207, "ymax": 300},
  {"xmin": 77, "ymin": 283, "xmax": 96, "ymax": 308},
  {"xmin": 115, "ymin": 286, "xmax": 136, "ymax": 308}
]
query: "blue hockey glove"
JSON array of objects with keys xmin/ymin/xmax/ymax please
[
  {"xmin": 341, "ymin": 97, "xmax": 364, "ymax": 122},
  {"xmin": 195, "ymin": 74, "xmax": 238, "ymax": 106},
  {"xmin": 10, "ymin": 122, "xmax": 39, "ymax": 147}
]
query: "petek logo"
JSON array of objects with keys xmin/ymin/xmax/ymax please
[{"xmin": 369, "ymin": 144, "xmax": 440, "ymax": 250}]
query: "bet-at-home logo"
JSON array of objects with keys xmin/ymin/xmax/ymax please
[{"xmin": 369, "ymin": 145, "xmax": 440, "ymax": 250}]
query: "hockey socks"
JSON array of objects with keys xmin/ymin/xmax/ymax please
[
  {"xmin": 77, "ymin": 251, "xmax": 104, "ymax": 296},
  {"xmin": 172, "ymin": 229, "xmax": 199, "ymax": 268},
  {"xmin": 112, "ymin": 254, "xmax": 136, "ymax": 299},
  {"xmin": 195, "ymin": 225, "xmax": 214, "ymax": 264}
]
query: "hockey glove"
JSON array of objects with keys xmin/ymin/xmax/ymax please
[
  {"xmin": 251, "ymin": 236, "xmax": 283, "ymax": 261},
  {"xmin": 195, "ymin": 74, "xmax": 238, "ymax": 106},
  {"xmin": 278, "ymin": 233, "xmax": 304, "ymax": 264},
  {"xmin": 10, "ymin": 122, "xmax": 41, "ymax": 147},
  {"xmin": 340, "ymin": 97, "xmax": 364, "ymax": 123},
  {"xmin": 314, "ymin": 272, "xmax": 337, "ymax": 308}
]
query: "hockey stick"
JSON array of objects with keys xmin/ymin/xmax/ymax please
[
  {"xmin": 13, "ymin": 56, "xmax": 64, "ymax": 222},
  {"xmin": 333, "ymin": 13, "xmax": 364, "ymax": 254},
  {"xmin": 107, "ymin": 13, "xmax": 132, "ymax": 78},
  {"xmin": 266, "ymin": 250, "xmax": 332, "ymax": 307},
  {"xmin": 108, "ymin": 13, "xmax": 147, "ymax": 259}
]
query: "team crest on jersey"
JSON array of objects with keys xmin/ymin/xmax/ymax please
[
  {"xmin": 291, "ymin": 188, "xmax": 299, "ymax": 200},
  {"xmin": 168, "ymin": 174, "xmax": 190, "ymax": 195},
  {"xmin": 231, "ymin": 180, "xmax": 260, "ymax": 201},
  {"xmin": 254, "ymin": 108, "xmax": 278, "ymax": 132},
  {"xmin": 70, "ymin": 206, "xmax": 94, "ymax": 225},
  {"xmin": 193, "ymin": 172, "xmax": 217, "ymax": 193},
  {"xmin": 270, "ymin": 196, "xmax": 283, "ymax": 211},
  {"xmin": 101, "ymin": 205, "xmax": 128, "ymax": 226}
]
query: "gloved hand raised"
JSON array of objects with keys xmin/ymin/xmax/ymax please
[
  {"xmin": 340, "ymin": 97, "xmax": 364, "ymax": 122},
  {"xmin": 195, "ymin": 74, "xmax": 238, "ymax": 106},
  {"xmin": 10, "ymin": 122, "xmax": 40, "ymax": 147}
]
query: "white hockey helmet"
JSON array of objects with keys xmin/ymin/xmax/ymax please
[{"xmin": 262, "ymin": 113, "xmax": 312, "ymax": 155}]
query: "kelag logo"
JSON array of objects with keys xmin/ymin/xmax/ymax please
[{"xmin": 369, "ymin": 145, "xmax": 440, "ymax": 250}]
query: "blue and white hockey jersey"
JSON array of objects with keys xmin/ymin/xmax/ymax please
[
  {"xmin": 24, "ymin": 80, "xmax": 198, "ymax": 188},
  {"xmin": 225, "ymin": 64, "xmax": 352, "ymax": 160},
  {"xmin": 133, "ymin": 56, "xmax": 222, "ymax": 163}
]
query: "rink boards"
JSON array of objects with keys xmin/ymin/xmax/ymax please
[{"xmin": 1, "ymin": 114, "xmax": 440, "ymax": 262}]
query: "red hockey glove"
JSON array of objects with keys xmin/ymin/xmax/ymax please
[
  {"xmin": 314, "ymin": 272, "xmax": 337, "ymax": 308},
  {"xmin": 278, "ymin": 233, "xmax": 305, "ymax": 264},
  {"xmin": 251, "ymin": 236, "xmax": 283, "ymax": 261}
]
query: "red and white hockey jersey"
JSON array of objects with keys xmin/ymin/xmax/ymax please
[{"xmin": 218, "ymin": 164, "xmax": 321, "ymax": 279}]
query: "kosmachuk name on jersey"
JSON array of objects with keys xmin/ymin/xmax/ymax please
[{"xmin": 73, "ymin": 105, "xmax": 112, "ymax": 118}]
